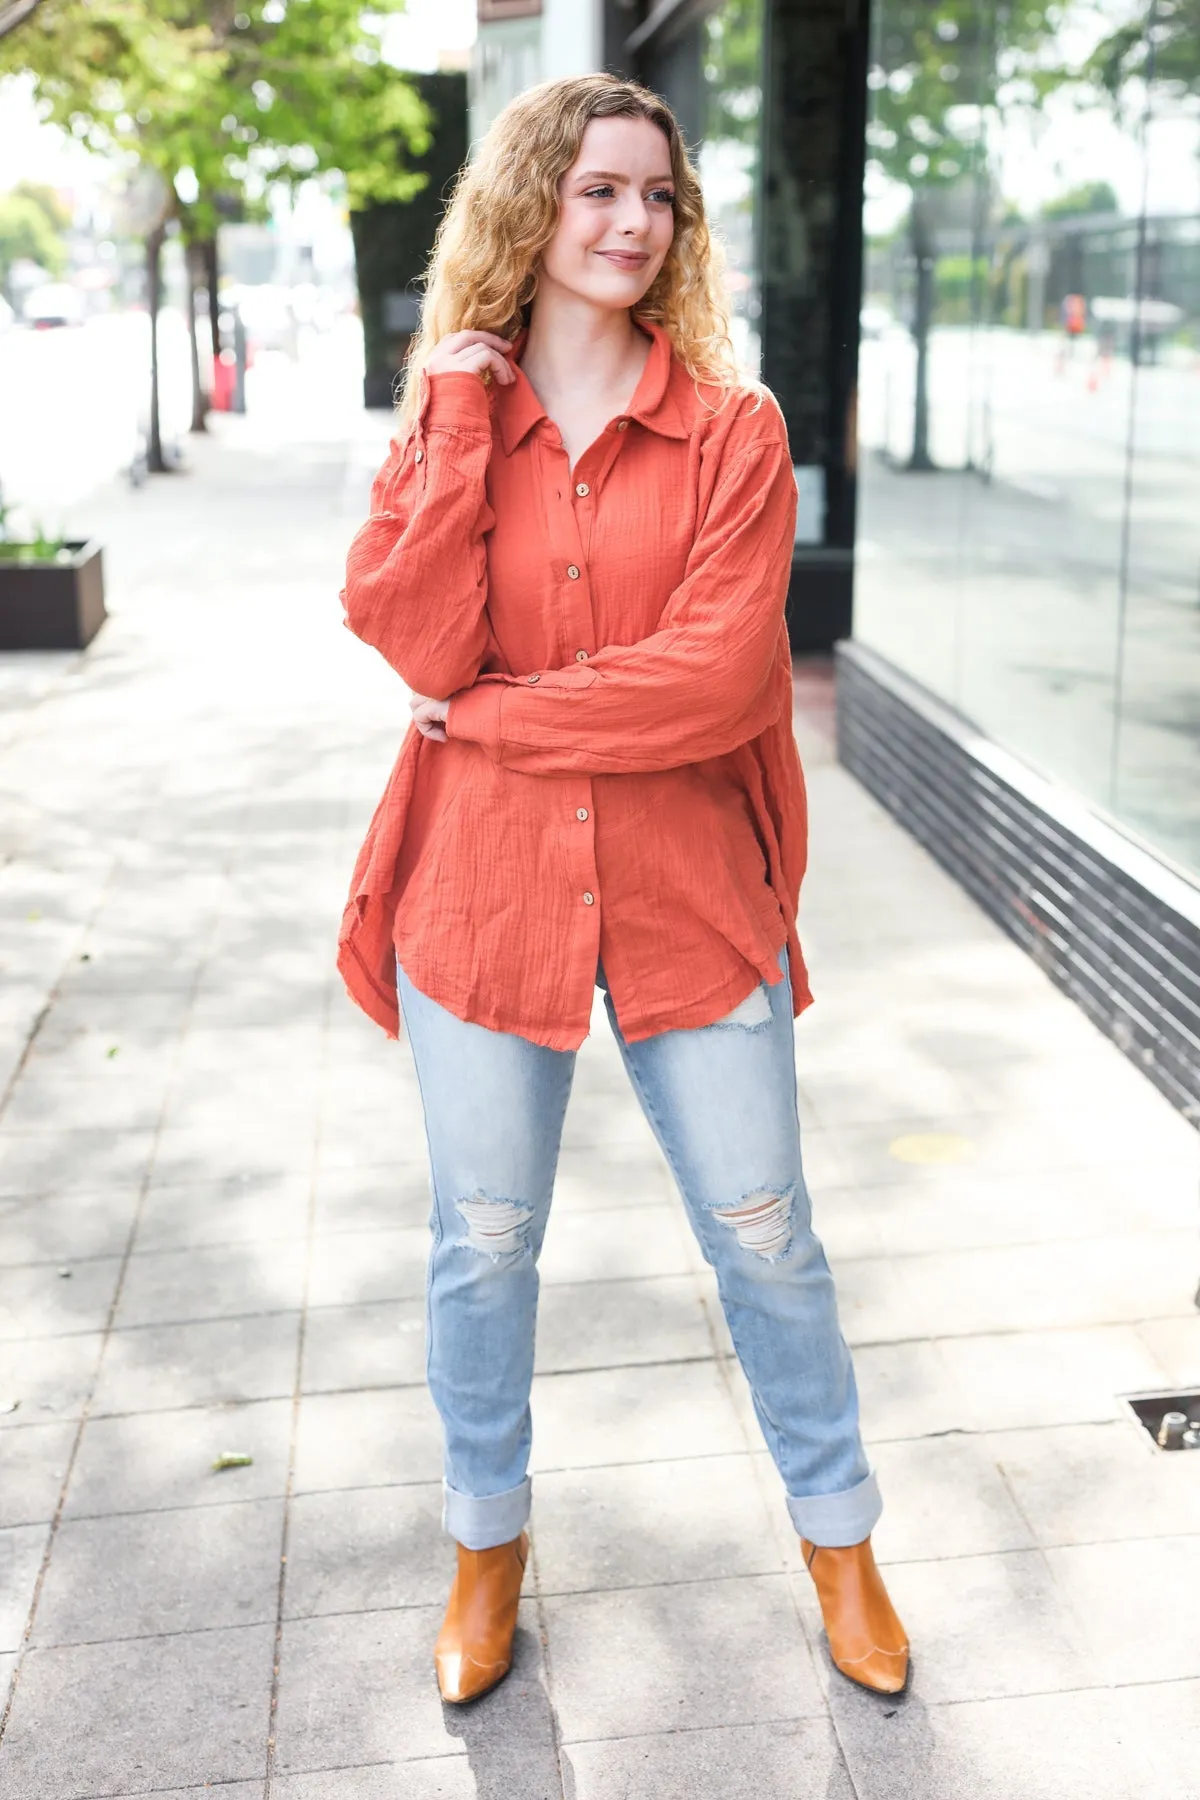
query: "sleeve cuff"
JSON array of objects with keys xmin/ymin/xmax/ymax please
[
  {"xmin": 418, "ymin": 367, "xmax": 494, "ymax": 433},
  {"xmin": 446, "ymin": 680, "xmax": 504, "ymax": 757}
]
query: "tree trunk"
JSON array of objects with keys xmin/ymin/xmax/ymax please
[
  {"xmin": 185, "ymin": 239, "xmax": 209, "ymax": 433},
  {"xmin": 908, "ymin": 203, "xmax": 936, "ymax": 473},
  {"xmin": 145, "ymin": 221, "xmax": 171, "ymax": 475},
  {"xmin": 203, "ymin": 237, "xmax": 221, "ymax": 361}
]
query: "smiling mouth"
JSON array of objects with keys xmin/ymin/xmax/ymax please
[{"xmin": 597, "ymin": 250, "xmax": 650, "ymax": 267}]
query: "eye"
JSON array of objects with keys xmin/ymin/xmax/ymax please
[
  {"xmin": 650, "ymin": 188, "xmax": 676, "ymax": 205},
  {"xmin": 582, "ymin": 185, "xmax": 616, "ymax": 199}
]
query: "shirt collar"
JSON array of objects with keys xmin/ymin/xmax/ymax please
[{"xmin": 496, "ymin": 316, "xmax": 689, "ymax": 456}]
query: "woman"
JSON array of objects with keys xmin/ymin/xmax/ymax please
[{"xmin": 339, "ymin": 72, "xmax": 909, "ymax": 1705}]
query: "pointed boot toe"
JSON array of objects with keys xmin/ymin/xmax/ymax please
[
  {"xmin": 434, "ymin": 1530, "xmax": 529, "ymax": 1705},
  {"xmin": 800, "ymin": 1534, "xmax": 910, "ymax": 1697}
]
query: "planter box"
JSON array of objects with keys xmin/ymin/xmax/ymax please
[{"xmin": 0, "ymin": 541, "xmax": 106, "ymax": 650}]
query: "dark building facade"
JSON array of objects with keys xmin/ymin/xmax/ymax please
[{"xmin": 608, "ymin": 0, "xmax": 871, "ymax": 654}]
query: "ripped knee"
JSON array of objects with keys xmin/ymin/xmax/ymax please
[
  {"xmin": 713, "ymin": 1188, "xmax": 793, "ymax": 1260},
  {"xmin": 455, "ymin": 1193, "xmax": 534, "ymax": 1260}
]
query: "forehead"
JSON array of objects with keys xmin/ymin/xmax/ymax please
[{"xmin": 566, "ymin": 114, "xmax": 673, "ymax": 176}]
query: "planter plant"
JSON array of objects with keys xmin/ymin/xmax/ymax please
[{"xmin": 0, "ymin": 506, "xmax": 105, "ymax": 650}]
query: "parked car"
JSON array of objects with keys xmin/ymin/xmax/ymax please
[{"xmin": 24, "ymin": 283, "xmax": 85, "ymax": 329}]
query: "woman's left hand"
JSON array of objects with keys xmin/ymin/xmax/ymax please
[{"xmin": 410, "ymin": 692, "xmax": 451, "ymax": 741}]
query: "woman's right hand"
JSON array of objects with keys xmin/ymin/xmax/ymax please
[{"xmin": 425, "ymin": 329, "xmax": 517, "ymax": 388}]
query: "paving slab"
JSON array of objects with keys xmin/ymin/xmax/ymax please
[
  {"xmin": 825, "ymin": 1682, "xmax": 1156, "ymax": 1800},
  {"xmin": 542, "ymin": 1574, "xmax": 825, "ymax": 1743},
  {"xmin": 0, "ymin": 1188, "xmax": 139, "ymax": 1267},
  {"xmin": 0, "ymin": 1422, "xmax": 76, "ymax": 1528},
  {"xmin": 133, "ymin": 1173, "xmax": 311, "ymax": 1251},
  {"xmin": 274, "ymin": 1750, "xmax": 565, "ymax": 1799},
  {"xmin": 64, "ymin": 1398, "xmax": 294, "ymax": 1517},
  {"xmin": 1044, "ymin": 1535, "xmax": 1200, "ymax": 1685},
  {"xmin": 292, "ymin": 1386, "xmax": 444, "ymax": 1494},
  {"xmin": 867, "ymin": 1435, "xmax": 1035, "ymax": 1564},
  {"xmin": 531, "ymin": 1454, "xmax": 781, "ymax": 1595},
  {"xmin": 534, "ymin": 1274, "xmax": 716, "ymax": 1374},
  {"xmin": 562, "ymin": 1719, "xmax": 855, "ymax": 1800},
  {"xmin": 529, "ymin": 1359, "xmax": 746, "ymax": 1473},
  {"xmin": 272, "ymin": 1601, "xmax": 554, "ymax": 1773},
  {"xmin": 285, "ymin": 1483, "xmax": 446, "ymax": 1618},
  {"xmin": 0, "ymin": 1623, "xmax": 273, "ymax": 1796},
  {"xmin": 0, "ymin": 1332, "xmax": 104, "ymax": 1428},
  {"xmin": 303, "ymin": 1225, "xmax": 427, "ymax": 1309},
  {"xmin": 538, "ymin": 1202, "xmax": 695, "ymax": 1284},
  {"xmin": 0, "ymin": 1256, "xmax": 123, "ymax": 1340},
  {"xmin": 932, "ymin": 1324, "xmax": 1172, "ymax": 1431},
  {"xmin": 92, "ymin": 1312, "xmax": 301, "ymax": 1415},
  {"xmin": 301, "ymin": 1297, "xmax": 427, "ymax": 1393},
  {"xmin": 793, "ymin": 1548, "xmax": 1094, "ymax": 1706},
  {"xmin": 0, "ymin": 1523, "xmax": 48, "ymax": 1652},
  {"xmin": 989, "ymin": 1418, "xmax": 1200, "ymax": 1544},
  {"xmin": 111, "ymin": 1240, "xmax": 308, "ymax": 1330},
  {"xmin": 31, "ymin": 1497, "xmax": 284, "ymax": 1645}
]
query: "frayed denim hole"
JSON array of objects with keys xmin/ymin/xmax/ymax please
[
  {"xmin": 707, "ymin": 985, "xmax": 773, "ymax": 1031},
  {"xmin": 454, "ymin": 1193, "xmax": 535, "ymax": 1261},
  {"xmin": 712, "ymin": 1187, "xmax": 795, "ymax": 1260}
]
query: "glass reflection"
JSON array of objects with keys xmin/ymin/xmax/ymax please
[
  {"xmin": 856, "ymin": 0, "xmax": 1200, "ymax": 877},
  {"xmin": 699, "ymin": 0, "xmax": 764, "ymax": 376}
]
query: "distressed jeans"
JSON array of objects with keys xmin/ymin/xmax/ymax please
[{"xmin": 396, "ymin": 946, "xmax": 882, "ymax": 1553}]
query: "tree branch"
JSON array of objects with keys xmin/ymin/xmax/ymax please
[{"xmin": 0, "ymin": 0, "xmax": 42, "ymax": 41}]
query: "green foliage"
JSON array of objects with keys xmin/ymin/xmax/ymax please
[
  {"xmin": 0, "ymin": 189, "xmax": 66, "ymax": 285},
  {"xmin": 866, "ymin": 0, "xmax": 1067, "ymax": 203},
  {"xmin": 0, "ymin": 0, "xmax": 432, "ymax": 239},
  {"xmin": 1042, "ymin": 180, "xmax": 1119, "ymax": 219},
  {"xmin": 10, "ymin": 179, "xmax": 72, "ymax": 231},
  {"xmin": 702, "ymin": 0, "xmax": 763, "ymax": 152},
  {"xmin": 1085, "ymin": 0, "xmax": 1200, "ymax": 101}
]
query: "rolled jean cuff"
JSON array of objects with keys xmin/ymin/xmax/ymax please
[
  {"xmin": 786, "ymin": 1468, "xmax": 882, "ymax": 1547},
  {"xmin": 442, "ymin": 1476, "xmax": 532, "ymax": 1550}
]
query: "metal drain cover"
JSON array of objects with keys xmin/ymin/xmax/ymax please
[{"xmin": 1125, "ymin": 1389, "xmax": 1200, "ymax": 1450}]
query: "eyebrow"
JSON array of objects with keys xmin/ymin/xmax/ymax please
[{"xmin": 574, "ymin": 168, "xmax": 675, "ymax": 186}]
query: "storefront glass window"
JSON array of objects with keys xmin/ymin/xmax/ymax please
[
  {"xmin": 698, "ymin": 0, "xmax": 765, "ymax": 376},
  {"xmin": 855, "ymin": 0, "xmax": 1200, "ymax": 878}
]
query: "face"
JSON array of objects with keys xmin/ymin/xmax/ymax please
[{"xmin": 539, "ymin": 115, "xmax": 677, "ymax": 312}]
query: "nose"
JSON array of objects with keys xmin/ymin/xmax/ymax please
[{"xmin": 616, "ymin": 194, "xmax": 652, "ymax": 238}]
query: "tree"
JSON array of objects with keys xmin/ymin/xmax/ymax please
[
  {"xmin": 864, "ymin": 0, "xmax": 1067, "ymax": 469},
  {"xmin": 0, "ymin": 189, "xmax": 65, "ymax": 290},
  {"xmin": 0, "ymin": 0, "xmax": 430, "ymax": 462}
]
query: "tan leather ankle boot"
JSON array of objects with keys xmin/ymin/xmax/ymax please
[
  {"xmin": 800, "ymin": 1535, "xmax": 910, "ymax": 1695},
  {"xmin": 434, "ymin": 1530, "xmax": 529, "ymax": 1703}
]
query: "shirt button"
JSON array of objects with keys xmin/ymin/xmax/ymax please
[
  {"xmin": 566, "ymin": 564, "xmax": 580, "ymax": 580},
  {"xmin": 526, "ymin": 672, "xmax": 540, "ymax": 684},
  {"xmin": 616, "ymin": 419, "xmax": 629, "ymax": 432},
  {"xmin": 583, "ymin": 891, "xmax": 595, "ymax": 905},
  {"xmin": 413, "ymin": 449, "xmax": 424, "ymax": 463},
  {"xmin": 575, "ymin": 649, "xmax": 589, "ymax": 661},
  {"xmin": 575, "ymin": 481, "xmax": 589, "ymax": 496},
  {"xmin": 576, "ymin": 807, "xmax": 589, "ymax": 821}
]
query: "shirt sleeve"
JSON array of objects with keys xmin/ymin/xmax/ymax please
[
  {"xmin": 339, "ymin": 367, "xmax": 496, "ymax": 700},
  {"xmin": 444, "ymin": 413, "xmax": 798, "ymax": 775}
]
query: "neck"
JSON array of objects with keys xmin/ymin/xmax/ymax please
[{"xmin": 518, "ymin": 293, "xmax": 647, "ymax": 400}]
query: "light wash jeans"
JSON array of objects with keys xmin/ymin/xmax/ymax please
[{"xmin": 396, "ymin": 946, "xmax": 882, "ymax": 1552}]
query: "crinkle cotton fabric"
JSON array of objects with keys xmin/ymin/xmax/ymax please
[{"xmin": 338, "ymin": 316, "xmax": 814, "ymax": 1052}]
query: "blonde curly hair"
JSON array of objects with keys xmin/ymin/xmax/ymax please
[{"xmin": 393, "ymin": 72, "xmax": 744, "ymax": 430}]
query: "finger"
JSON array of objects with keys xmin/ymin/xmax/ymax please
[{"xmin": 446, "ymin": 329, "xmax": 514, "ymax": 351}]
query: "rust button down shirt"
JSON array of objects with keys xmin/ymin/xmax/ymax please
[{"xmin": 338, "ymin": 317, "xmax": 813, "ymax": 1051}]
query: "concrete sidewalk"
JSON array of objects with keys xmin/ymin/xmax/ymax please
[{"xmin": 1, "ymin": 397, "xmax": 1198, "ymax": 1799}]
